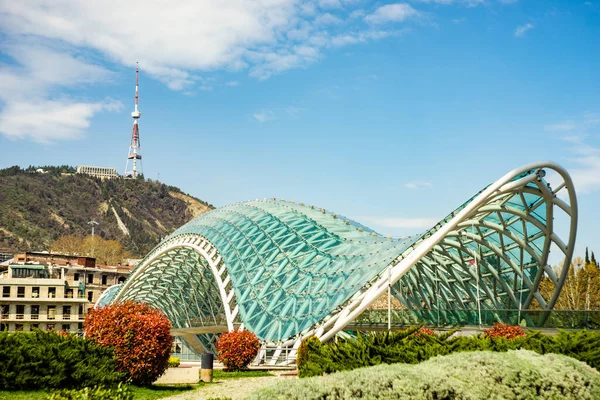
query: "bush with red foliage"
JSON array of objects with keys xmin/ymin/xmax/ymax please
[
  {"xmin": 84, "ymin": 301, "xmax": 173, "ymax": 386},
  {"xmin": 413, "ymin": 327, "xmax": 437, "ymax": 337},
  {"xmin": 484, "ymin": 322, "xmax": 526, "ymax": 339},
  {"xmin": 216, "ymin": 330, "xmax": 260, "ymax": 371}
]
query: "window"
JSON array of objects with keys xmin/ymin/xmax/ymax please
[
  {"xmin": 17, "ymin": 286, "xmax": 25, "ymax": 298},
  {"xmin": 48, "ymin": 287, "xmax": 56, "ymax": 298},
  {"xmin": 78, "ymin": 322, "xmax": 83, "ymax": 330},
  {"xmin": 0, "ymin": 323, "xmax": 7, "ymax": 331},
  {"xmin": 87, "ymin": 274, "xmax": 94, "ymax": 284},
  {"xmin": 32, "ymin": 287, "xmax": 40, "ymax": 298},
  {"xmin": 63, "ymin": 306, "xmax": 71, "ymax": 320},
  {"xmin": 31, "ymin": 305, "xmax": 40, "ymax": 319},
  {"xmin": 118, "ymin": 276, "xmax": 126, "ymax": 284},
  {"xmin": 62, "ymin": 324, "xmax": 70, "ymax": 332},
  {"xmin": 47, "ymin": 323, "xmax": 55, "ymax": 331},
  {"xmin": 16, "ymin": 304, "xmax": 25, "ymax": 319},
  {"xmin": 48, "ymin": 306, "xmax": 56, "ymax": 320},
  {"xmin": 0, "ymin": 304, "xmax": 8, "ymax": 317},
  {"xmin": 2, "ymin": 286, "xmax": 10, "ymax": 298},
  {"xmin": 101, "ymin": 275, "xmax": 107, "ymax": 285},
  {"xmin": 74, "ymin": 273, "xmax": 79, "ymax": 281},
  {"xmin": 32, "ymin": 324, "xmax": 39, "ymax": 329},
  {"xmin": 66, "ymin": 289, "xmax": 73, "ymax": 298},
  {"xmin": 78, "ymin": 304, "xmax": 84, "ymax": 317},
  {"xmin": 15, "ymin": 324, "xmax": 23, "ymax": 331},
  {"xmin": 87, "ymin": 291, "xmax": 94, "ymax": 302}
]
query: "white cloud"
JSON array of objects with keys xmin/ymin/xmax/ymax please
[
  {"xmin": 568, "ymin": 144, "xmax": 600, "ymax": 195},
  {"xmin": 545, "ymin": 121, "xmax": 577, "ymax": 132},
  {"xmin": 404, "ymin": 181, "xmax": 433, "ymax": 189},
  {"xmin": 0, "ymin": 98, "xmax": 123, "ymax": 143},
  {"xmin": 225, "ymin": 81, "xmax": 241, "ymax": 87},
  {"xmin": 0, "ymin": 42, "xmax": 121, "ymax": 142},
  {"xmin": 359, "ymin": 216, "xmax": 439, "ymax": 229},
  {"xmin": 514, "ymin": 23, "xmax": 534, "ymax": 37},
  {"xmin": 546, "ymin": 113, "xmax": 600, "ymax": 195},
  {"xmin": 0, "ymin": 1, "xmax": 406, "ymax": 89},
  {"xmin": 365, "ymin": 4, "xmax": 419, "ymax": 24},
  {"xmin": 253, "ymin": 110, "xmax": 276, "ymax": 122},
  {"xmin": 415, "ymin": 0, "xmax": 485, "ymax": 5}
]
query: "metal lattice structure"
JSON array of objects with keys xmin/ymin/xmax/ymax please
[{"xmin": 103, "ymin": 161, "xmax": 577, "ymax": 364}]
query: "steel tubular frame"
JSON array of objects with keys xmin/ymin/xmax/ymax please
[{"xmin": 107, "ymin": 161, "xmax": 577, "ymax": 365}]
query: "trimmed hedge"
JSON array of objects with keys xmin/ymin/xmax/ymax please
[
  {"xmin": 0, "ymin": 330, "xmax": 123, "ymax": 390},
  {"xmin": 252, "ymin": 350, "xmax": 600, "ymax": 399},
  {"xmin": 298, "ymin": 326, "xmax": 600, "ymax": 377}
]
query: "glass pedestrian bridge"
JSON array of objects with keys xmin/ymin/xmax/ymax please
[{"xmin": 98, "ymin": 161, "xmax": 578, "ymax": 365}]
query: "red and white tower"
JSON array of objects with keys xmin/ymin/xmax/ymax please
[{"xmin": 125, "ymin": 63, "xmax": 143, "ymax": 178}]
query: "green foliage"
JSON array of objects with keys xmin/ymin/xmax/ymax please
[
  {"xmin": 47, "ymin": 383, "xmax": 133, "ymax": 400},
  {"xmin": 251, "ymin": 350, "xmax": 600, "ymax": 399},
  {"xmin": 85, "ymin": 301, "xmax": 173, "ymax": 386},
  {"xmin": 0, "ymin": 166, "xmax": 213, "ymax": 255},
  {"xmin": 210, "ymin": 370, "xmax": 273, "ymax": 380},
  {"xmin": 298, "ymin": 327, "xmax": 600, "ymax": 378},
  {"xmin": 0, "ymin": 330, "xmax": 123, "ymax": 390},
  {"xmin": 216, "ymin": 331, "xmax": 260, "ymax": 371},
  {"xmin": 167, "ymin": 357, "xmax": 181, "ymax": 368}
]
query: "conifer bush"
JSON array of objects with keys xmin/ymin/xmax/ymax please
[
  {"xmin": 297, "ymin": 326, "xmax": 600, "ymax": 377},
  {"xmin": 85, "ymin": 301, "xmax": 173, "ymax": 386},
  {"xmin": 0, "ymin": 330, "xmax": 122, "ymax": 390},
  {"xmin": 216, "ymin": 331, "xmax": 260, "ymax": 371},
  {"xmin": 252, "ymin": 350, "xmax": 600, "ymax": 399}
]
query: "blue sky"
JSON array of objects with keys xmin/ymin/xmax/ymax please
[{"xmin": 0, "ymin": 0, "xmax": 598, "ymax": 262}]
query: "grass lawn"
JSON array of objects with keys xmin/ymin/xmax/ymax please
[
  {"xmin": 212, "ymin": 369, "xmax": 274, "ymax": 380},
  {"xmin": 0, "ymin": 384, "xmax": 196, "ymax": 399}
]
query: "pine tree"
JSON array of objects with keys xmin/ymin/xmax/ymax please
[
  {"xmin": 585, "ymin": 247, "xmax": 590, "ymax": 264},
  {"xmin": 592, "ymin": 251, "xmax": 598, "ymax": 267}
]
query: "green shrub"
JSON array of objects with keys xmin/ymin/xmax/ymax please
[
  {"xmin": 0, "ymin": 330, "xmax": 123, "ymax": 390},
  {"xmin": 298, "ymin": 327, "xmax": 600, "ymax": 377},
  {"xmin": 216, "ymin": 331, "xmax": 260, "ymax": 371},
  {"xmin": 251, "ymin": 350, "xmax": 600, "ymax": 399},
  {"xmin": 168, "ymin": 357, "xmax": 181, "ymax": 368},
  {"xmin": 48, "ymin": 383, "xmax": 133, "ymax": 400}
]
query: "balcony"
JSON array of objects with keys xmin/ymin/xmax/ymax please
[
  {"xmin": 16, "ymin": 314, "xmax": 24, "ymax": 320},
  {"xmin": 31, "ymin": 314, "xmax": 39, "ymax": 320},
  {"xmin": 63, "ymin": 314, "xmax": 71, "ymax": 320},
  {"xmin": 48, "ymin": 315, "xmax": 56, "ymax": 320}
]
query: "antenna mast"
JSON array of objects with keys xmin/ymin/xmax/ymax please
[{"xmin": 125, "ymin": 63, "xmax": 143, "ymax": 178}]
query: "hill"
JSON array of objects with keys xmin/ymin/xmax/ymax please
[{"xmin": 0, "ymin": 166, "xmax": 214, "ymax": 257}]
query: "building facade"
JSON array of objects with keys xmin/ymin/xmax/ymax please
[
  {"xmin": 0, "ymin": 252, "xmax": 132, "ymax": 332},
  {"xmin": 76, "ymin": 165, "xmax": 118, "ymax": 179}
]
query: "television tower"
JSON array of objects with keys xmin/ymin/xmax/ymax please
[{"xmin": 124, "ymin": 63, "xmax": 143, "ymax": 178}]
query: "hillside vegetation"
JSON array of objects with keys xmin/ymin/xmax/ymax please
[{"xmin": 0, "ymin": 166, "xmax": 213, "ymax": 256}]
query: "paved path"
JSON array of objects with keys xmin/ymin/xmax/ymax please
[{"xmin": 161, "ymin": 371, "xmax": 296, "ymax": 400}]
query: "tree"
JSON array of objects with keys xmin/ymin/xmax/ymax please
[
  {"xmin": 50, "ymin": 235, "xmax": 85, "ymax": 255},
  {"xmin": 539, "ymin": 256, "xmax": 600, "ymax": 310},
  {"xmin": 84, "ymin": 301, "xmax": 173, "ymax": 386},
  {"xmin": 216, "ymin": 331, "xmax": 260, "ymax": 371},
  {"xmin": 50, "ymin": 235, "xmax": 131, "ymax": 265}
]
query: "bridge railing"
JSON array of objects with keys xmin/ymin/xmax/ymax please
[{"xmin": 352, "ymin": 309, "xmax": 600, "ymax": 329}]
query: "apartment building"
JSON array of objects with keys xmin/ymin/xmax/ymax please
[{"xmin": 0, "ymin": 252, "xmax": 133, "ymax": 333}]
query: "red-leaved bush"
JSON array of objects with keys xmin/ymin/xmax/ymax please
[
  {"xmin": 413, "ymin": 327, "xmax": 437, "ymax": 337},
  {"xmin": 484, "ymin": 322, "xmax": 526, "ymax": 339},
  {"xmin": 84, "ymin": 301, "xmax": 173, "ymax": 386},
  {"xmin": 216, "ymin": 331, "xmax": 260, "ymax": 371}
]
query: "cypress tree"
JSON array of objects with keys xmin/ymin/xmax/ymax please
[{"xmin": 585, "ymin": 247, "xmax": 590, "ymax": 264}]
